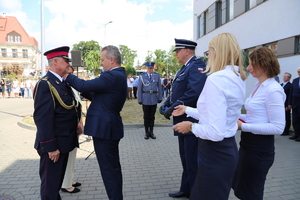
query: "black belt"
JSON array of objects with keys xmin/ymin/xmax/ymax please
[{"xmin": 143, "ymin": 90, "xmax": 158, "ymax": 94}]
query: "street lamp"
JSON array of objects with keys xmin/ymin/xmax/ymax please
[{"xmin": 104, "ymin": 21, "xmax": 113, "ymax": 46}]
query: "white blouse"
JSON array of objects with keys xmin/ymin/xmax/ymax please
[
  {"xmin": 186, "ymin": 65, "xmax": 246, "ymax": 142},
  {"xmin": 240, "ymin": 78, "xmax": 285, "ymax": 135}
]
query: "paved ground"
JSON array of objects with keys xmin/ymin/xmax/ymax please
[{"xmin": 1, "ymin": 98, "xmax": 300, "ymax": 200}]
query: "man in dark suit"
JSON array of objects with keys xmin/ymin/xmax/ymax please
[
  {"xmin": 160, "ymin": 39, "xmax": 207, "ymax": 198},
  {"xmin": 289, "ymin": 68, "xmax": 300, "ymax": 141},
  {"xmin": 34, "ymin": 46, "xmax": 81, "ymax": 200},
  {"xmin": 281, "ymin": 73, "xmax": 292, "ymax": 135},
  {"xmin": 65, "ymin": 45, "xmax": 127, "ymax": 200}
]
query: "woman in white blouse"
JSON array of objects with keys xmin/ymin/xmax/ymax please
[
  {"xmin": 172, "ymin": 33, "xmax": 246, "ymax": 200},
  {"xmin": 232, "ymin": 47, "xmax": 285, "ymax": 200}
]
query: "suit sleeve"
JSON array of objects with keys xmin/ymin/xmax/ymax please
[
  {"xmin": 33, "ymin": 80, "xmax": 57, "ymax": 152},
  {"xmin": 171, "ymin": 60, "xmax": 207, "ymax": 109},
  {"xmin": 157, "ymin": 75, "xmax": 163, "ymax": 101},
  {"xmin": 288, "ymin": 81, "xmax": 293, "ymax": 106}
]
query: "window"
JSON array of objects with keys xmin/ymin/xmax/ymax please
[
  {"xmin": 22, "ymin": 49, "xmax": 28, "ymax": 58},
  {"xmin": 16, "ymin": 36, "xmax": 21, "ymax": 43},
  {"xmin": 246, "ymin": 0, "xmax": 256, "ymax": 11},
  {"xmin": 297, "ymin": 36, "xmax": 300, "ymax": 54},
  {"xmin": 1, "ymin": 49, "xmax": 7, "ymax": 57},
  {"xmin": 8, "ymin": 35, "xmax": 13, "ymax": 42},
  {"xmin": 12, "ymin": 49, "xmax": 18, "ymax": 58},
  {"xmin": 216, "ymin": 1, "xmax": 222, "ymax": 28},
  {"xmin": 263, "ymin": 43, "xmax": 277, "ymax": 55},
  {"xmin": 226, "ymin": 0, "xmax": 234, "ymax": 22}
]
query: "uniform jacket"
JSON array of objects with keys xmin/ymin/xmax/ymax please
[
  {"xmin": 281, "ymin": 81, "xmax": 291, "ymax": 107},
  {"xmin": 138, "ymin": 72, "xmax": 163, "ymax": 105},
  {"xmin": 33, "ymin": 71, "xmax": 79, "ymax": 153},
  {"xmin": 66, "ymin": 67, "xmax": 127, "ymax": 140},
  {"xmin": 164, "ymin": 56, "xmax": 207, "ymax": 136},
  {"xmin": 289, "ymin": 77, "xmax": 300, "ymax": 108}
]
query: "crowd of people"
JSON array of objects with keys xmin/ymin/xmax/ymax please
[
  {"xmin": 0, "ymin": 77, "xmax": 36, "ymax": 99},
  {"xmin": 30, "ymin": 32, "xmax": 299, "ymax": 200}
]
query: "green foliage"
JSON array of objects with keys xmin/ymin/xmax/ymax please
[
  {"xmin": 242, "ymin": 50, "xmax": 249, "ymax": 76},
  {"xmin": 119, "ymin": 45, "xmax": 137, "ymax": 68},
  {"xmin": 84, "ymin": 51, "xmax": 101, "ymax": 76},
  {"xmin": 6, "ymin": 72, "xmax": 17, "ymax": 80},
  {"xmin": 125, "ymin": 66, "xmax": 136, "ymax": 76},
  {"xmin": 72, "ymin": 40, "xmax": 101, "ymax": 58}
]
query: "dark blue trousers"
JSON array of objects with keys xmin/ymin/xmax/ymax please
[
  {"xmin": 292, "ymin": 106, "xmax": 300, "ymax": 137},
  {"xmin": 178, "ymin": 135, "xmax": 198, "ymax": 194},
  {"xmin": 93, "ymin": 137, "xmax": 123, "ymax": 200},
  {"xmin": 190, "ymin": 137, "xmax": 238, "ymax": 200},
  {"xmin": 38, "ymin": 151, "xmax": 69, "ymax": 200}
]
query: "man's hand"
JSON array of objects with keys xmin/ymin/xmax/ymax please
[
  {"xmin": 48, "ymin": 149, "xmax": 60, "ymax": 163},
  {"xmin": 158, "ymin": 100, "xmax": 162, "ymax": 103},
  {"xmin": 138, "ymin": 102, "xmax": 142, "ymax": 105},
  {"xmin": 163, "ymin": 107, "xmax": 173, "ymax": 120},
  {"xmin": 77, "ymin": 119, "xmax": 84, "ymax": 136},
  {"xmin": 172, "ymin": 121, "xmax": 192, "ymax": 134},
  {"xmin": 172, "ymin": 105, "xmax": 187, "ymax": 117}
]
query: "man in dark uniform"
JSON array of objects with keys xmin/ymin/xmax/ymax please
[
  {"xmin": 138, "ymin": 62, "xmax": 163, "ymax": 139},
  {"xmin": 281, "ymin": 72, "xmax": 292, "ymax": 135},
  {"xmin": 289, "ymin": 68, "xmax": 300, "ymax": 141},
  {"xmin": 160, "ymin": 39, "xmax": 207, "ymax": 198},
  {"xmin": 33, "ymin": 46, "xmax": 81, "ymax": 200},
  {"xmin": 65, "ymin": 45, "xmax": 127, "ymax": 200}
]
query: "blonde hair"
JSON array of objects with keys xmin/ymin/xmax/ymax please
[{"xmin": 205, "ymin": 33, "xmax": 246, "ymax": 80}]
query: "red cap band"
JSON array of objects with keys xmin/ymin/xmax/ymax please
[{"xmin": 46, "ymin": 51, "xmax": 68, "ymax": 59}]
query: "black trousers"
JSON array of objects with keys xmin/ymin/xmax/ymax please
[
  {"xmin": 292, "ymin": 106, "xmax": 300, "ymax": 137},
  {"xmin": 142, "ymin": 104, "xmax": 157, "ymax": 128},
  {"xmin": 178, "ymin": 135, "xmax": 198, "ymax": 194},
  {"xmin": 233, "ymin": 132, "xmax": 275, "ymax": 200},
  {"xmin": 38, "ymin": 151, "xmax": 69, "ymax": 200},
  {"xmin": 93, "ymin": 137, "xmax": 123, "ymax": 200},
  {"xmin": 133, "ymin": 87, "xmax": 137, "ymax": 98},
  {"xmin": 283, "ymin": 109, "xmax": 291, "ymax": 134}
]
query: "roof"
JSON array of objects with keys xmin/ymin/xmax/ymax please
[{"xmin": 0, "ymin": 15, "xmax": 38, "ymax": 48}]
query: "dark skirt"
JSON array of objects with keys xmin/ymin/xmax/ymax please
[
  {"xmin": 190, "ymin": 136, "xmax": 238, "ymax": 200},
  {"xmin": 232, "ymin": 131, "xmax": 275, "ymax": 200}
]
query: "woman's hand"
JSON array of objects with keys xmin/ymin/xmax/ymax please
[
  {"xmin": 237, "ymin": 119, "xmax": 243, "ymax": 130},
  {"xmin": 172, "ymin": 105, "xmax": 188, "ymax": 117},
  {"xmin": 172, "ymin": 121, "xmax": 192, "ymax": 134}
]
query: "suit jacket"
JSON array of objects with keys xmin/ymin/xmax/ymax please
[
  {"xmin": 137, "ymin": 72, "xmax": 163, "ymax": 105},
  {"xmin": 164, "ymin": 56, "xmax": 207, "ymax": 136},
  {"xmin": 66, "ymin": 67, "xmax": 127, "ymax": 140},
  {"xmin": 33, "ymin": 71, "xmax": 79, "ymax": 153},
  {"xmin": 289, "ymin": 77, "xmax": 300, "ymax": 108},
  {"xmin": 281, "ymin": 82, "xmax": 291, "ymax": 107}
]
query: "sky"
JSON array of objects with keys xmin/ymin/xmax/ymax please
[{"xmin": 0, "ymin": 0, "xmax": 194, "ymax": 66}]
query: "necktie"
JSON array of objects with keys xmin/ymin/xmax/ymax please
[{"xmin": 149, "ymin": 74, "xmax": 152, "ymax": 80}]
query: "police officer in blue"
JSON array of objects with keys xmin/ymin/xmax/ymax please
[
  {"xmin": 160, "ymin": 39, "xmax": 207, "ymax": 198},
  {"xmin": 33, "ymin": 46, "xmax": 81, "ymax": 200},
  {"xmin": 138, "ymin": 62, "xmax": 163, "ymax": 139}
]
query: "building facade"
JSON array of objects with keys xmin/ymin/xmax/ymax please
[
  {"xmin": 193, "ymin": 0, "xmax": 300, "ymax": 96},
  {"xmin": 0, "ymin": 14, "xmax": 41, "ymax": 78}
]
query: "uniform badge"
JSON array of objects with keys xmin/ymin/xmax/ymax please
[
  {"xmin": 55, "ymin": 80, "xmax": 60, "ymax": 84},
  {"xmin": 198, "ymin": 68, "xmax": 204, "ymax": 71}
]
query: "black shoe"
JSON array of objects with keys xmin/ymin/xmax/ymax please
[
  {"xmin": 295, "ymin": 137, "xmax": 300, "ymax": 142},
  {"xmin": 144, "ymin": 134, "xmax": 149, "ymax": 140},
  {"xmin": 289, "ymin": 135, "xmax": 299, "ymax": 140},
  {"xmin": 61, "ymin": 187, "xmax": 80, "ymax": 193},
  {"xmin": 72, "ymin": 182, "xmax": 81, "ymax": 187},
  {"xmin": 150, "ymin": 133, "xmax": 156, "ymax": 139},
  {"xmin": 168, "ymin": 191, "xmax": 189, "ymax": 198},
  {"xmin": 281, "ymin": 133, "xmax": 289, "ymax": 136}
]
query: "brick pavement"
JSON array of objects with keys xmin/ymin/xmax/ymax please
[{"xmin": 1, "ymin": 99, "xmax": 300, "ymax": 199}]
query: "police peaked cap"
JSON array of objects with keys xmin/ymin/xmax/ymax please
[
  {"xmin": 173, "ymin": 38, "xmax": 197, "ymax": 51},
  {"xmin": 44, "ymin": 46, "xmax": 72, "ymax": 61},
  {"xmin": 145, "ymin": 62, "xmax": 155, "ymax": 68}
]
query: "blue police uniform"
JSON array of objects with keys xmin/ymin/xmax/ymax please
[
  {"xmin": 33, "ymin": 46, "xmax": 79, "ymax": 200},
  {"xmin": 162, "ymin": 39, "xmax": 207, "ymax": 198},
  {"xmin": 138, "ymin": 62, "xmax": 163, "ymax": 139}
]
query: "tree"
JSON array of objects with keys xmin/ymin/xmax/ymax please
[
  {"xmin": 84, "ymin": 51, "xmax": 101, "ymax": 76},
  {"xmin": 72, "ymin": 40, "xmax": 101, "ymax": 75},
  {"xmin": 119, "ymin": 45, "xmax": 137, "ymax": 69},
  {"xmin": 125, "ymin": 66, "xmax": 136, "ymax": 76},
  {"xmin": 72, "ymin": 40, "xmax": 101, "ymax": 58}
]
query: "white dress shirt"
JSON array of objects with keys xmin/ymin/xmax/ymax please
[
  {"xmin": 186, "ymin": 65, "xmax": 246, "ymax": 141},
  {"xmin": 240, "ymin": 78, "xmax": 285, "ymax": 135}
]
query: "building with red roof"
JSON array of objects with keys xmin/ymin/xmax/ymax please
[{"xmin": 0, "ymin": 14, "xmax": 41, "ymax": 78}]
